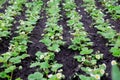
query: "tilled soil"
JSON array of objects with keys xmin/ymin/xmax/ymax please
[{"xmin": 0, "ymin": 0, "xmax": 120, "ymax": 80}]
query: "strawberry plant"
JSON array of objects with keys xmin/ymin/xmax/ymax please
[
  {"xmin": 74, "ymin": 52, "xmax": 103, "ymax": 66},
  {"xmin": 78, "ymin": 64, "xmax": 106, "ymax": 80},
  {"xmin": 28, "ymin": 72, "xmax": 46, "ymax": 80},
  {"xmin": 29, "ymin": 51, "xmax": 64, "ymax": 80}
]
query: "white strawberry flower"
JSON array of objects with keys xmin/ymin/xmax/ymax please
[
  {"xmin": 100, "ymin": 69, "xmax": 105, "ymax": 74},
  {"xmin": 56, "ymin": 73, "xmax": 64, "ymax": 79},
  {"xmin": 111, "ymin": 60, "xmax": 117, "ymax": 65},
  {"xmin": 40, "ymin": 55, "xmax": 44, "ymax": 59},
  {"xmin": 94, "ymin": 74, "xmax": 100, "ymax": 80},
  {"xmin": 95, "ymin": 54, "xmax": 101, "ymax": 60}
]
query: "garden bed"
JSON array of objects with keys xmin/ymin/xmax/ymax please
[{"xmin": 0, "ymin": 0, "xmax": 120, "ymax": 80}]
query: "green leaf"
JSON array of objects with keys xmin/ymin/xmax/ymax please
[
  {"xmin": 28, "ymin": 72, "xmax": 46, "ymax": 80},
  {"xmin": 48, "ymin": 44, "xmax": 60, "ymax": 52},
  {"xmin": 35, "ymin": 51, "xmax": 43, "ymax": 58},
  {"xmin": 0, "ymin": 57, "xmax": 4, "ymax": 62},
  {"xmin": 44, "ymin": 52, "xmax": 55, "ymax": 61},
  {"xmin": 112, "ymin": 65, "xmax": 120, "ymax": 80},
  {"xmin": 69, "ymin": 45, "xmax": 78, "ymax": 50},
  {"xmin": 48, "ymin": 75, "xmax": 58, "ymax": 80},
  {"xmin": 30, "ymin": 62, "xmax": 41, "ymax": 68},
  {"xmin": 15, "ymin": 77, "xmax": 23, "ymax": 80},
  {"xmin": 40, "ymin": 37, "xmax": 52, "ymax": 46},
  {"xmin": 20, "ymin": 54, "xmax": 29, "ymax": 59},
  {"xmin": 74, "ymin": 56, "xmax": 82, "ymax": 62},
  {"xmin": 4, "ymin": 66, "xmax": 16, "ymax": 73},
  {"xmin": 98, "ymin": 29, "xmax": 116, "ymax": 39},
  {"xmin": 115, "ymin": 37, "xmax": 120, "ymax": 47},
  {"xmin": 110, "ymin": 47, "xmax": 120, "ymax": 57},
  {"xmin": 79, "ymin": 75, "xmax": 95, "ymax": 80},
  {"xmin": 0, "ymin": 72, "xmax": 9, "ymax": 78},
  {"xmin": 2, "ymin": 52, "xmax": 12, "ymax": 62},
  {"xmin": 9, "ymin": 56, "xmax": 21, "ymax": 64},
  {"xmin": 80, "ymin": 47, "xmax": 93, "ymax": 55},
  {"xmin": 40, "ymin": 62, "xmax": 50, "ymax": 69},
  {"xmin": 9, "ymin": 54, "xmax": 29, "ymax": 64},
  {"xmin": 51, "ymin": 63, "xmax": 63, "ymax": 72}
]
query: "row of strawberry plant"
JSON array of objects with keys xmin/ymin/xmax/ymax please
[
  {"xmin": 63, "ymin": 0, "xmax": 106, "ymax": 80},
  {"xmin": 0, "ymin": 0, "xmax": 43, "ymax": 80},
  {"xmin": 99, "ymin": 0, "xmax": 120, "ymax": 20},
  {"xmin": 28, "ymin": 0, "xmax": 65, "ymax": 80},
  {"xmin": 83, "ymin": 0, "xmax": 120, "ymax": 57},
  {"xmin": 40, "ymin": 0, "xmax": 64, "ymax": 52},
  {"xmin": 63, "ymin": 0, "xmax": 93, "ymax": 54},
  {"xmin": 0, "ymin": 0, "xmax": 27, "ymax": 39}
]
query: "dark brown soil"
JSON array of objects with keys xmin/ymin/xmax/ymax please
[
  {"xmin": 56, "ymin": 1, "xmax": 80, "ymax": 80},
  {"xmin": 58, "ymin": 0, "xmax": 72, "ymax": 46},
  {"xmin": 0, "ymin": 0, "xmax": 120, "ymax": 80}
]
